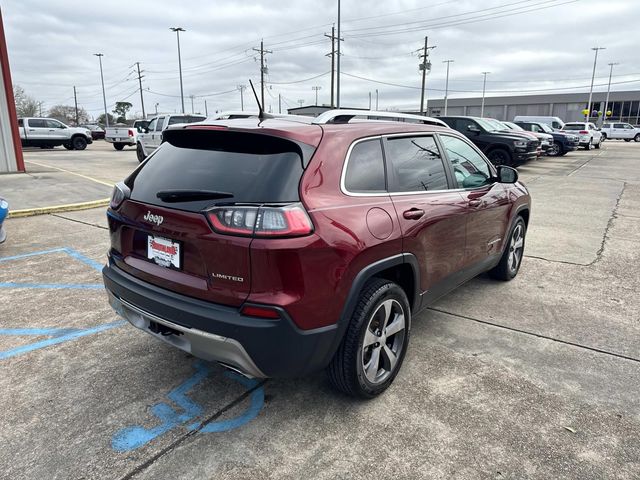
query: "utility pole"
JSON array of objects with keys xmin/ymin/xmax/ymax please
[
  {"xmin": 312, "ymin": 86, "xmax": 322, "ymax": 105},
  {"xmin": 154, "ymin": 103, "xmax": 159, "ymax": 115},
  {"xmin": 368, "ymin": 91, "xmax": 372, "ymax": 110},
  {"xmin": 298, "ymin": 99, "xmax": 304, "ymax": 107},
  {"xmin": 480, "ymin": 72, "xmax": 490, "ymax": 117},
  {"xmin": 324, "ymin": 25, "xmax": 342, "ymax": 108},
  {"xmin": 204, "ymin": 100, "xmax": 208, "ymax": 116},
  {"xmin": 443, "ymin": 60, "xmax": 454, "ymax": 116},
  {"xmin": 93, "ymin": 53, "xmax": 108, "ymax": 126},
  {"xmin": 418, "ymin": 37, "xmax": 435, "ymax": 115},
  {"xmin": 253, "ymin": 40, "xmax": 272, "ymax": 108},
  {"xmin": 170, "ymin": 27, "xmax": 186, "ymax": 113},
  {"xmin": 278, "ymin": 93, "xmax": 282, "ymax": 114},
  {"xmin": 237, "ymin": 84, "xmax": 246, "ymax": 110},
  {"xmin": 73, "ymin": 86, "xmax": 79, "ymax": 125},
  {"xmin": 586, "ymin": 47, "xmax": 606, "ymax": 121},
  {"xmin": 37, "ymin": 101, "xmax": 43, "ymax": 117},
  {"xmin": 337, "ymin": 0, "xmax": 342, "ymax": 108},
  {"xmin": 375, "ymin": 89, "xmax": 379, "ymax": 110},
  {"xmin": 135, "ymin": 62, "xmax": 146, "ymax": 118},
  {"xmin": 602, "ymin": 62, "xmax": 618, "ymax": 126},
  {"xmin": 190, "ymin": 94, "xmax": 195, "ymax": 114}
]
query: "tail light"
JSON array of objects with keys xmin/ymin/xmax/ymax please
[
  {"xmin": 207, "ymin": 202, "xmax": 313, "ymax": 238},
  {"xmin": 110, "ymin": 182, "xmax": 130, "ymax": 209},
  {"xmin": 579, "ymin": 130, "xmax": 588, "ymax": 134},
  {"xmin": 128, "ymin": 129, "xmax": 135, "ymax": 137}
]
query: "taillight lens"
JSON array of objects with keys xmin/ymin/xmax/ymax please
[
  {"xmin": 128, "ymin": 129, "xmax": 135, "ymax": 137},
  {"xmin": 240, "ymin": 304, "xmax": 281, "ymax": 319},
  {"xmin": 207, "ymin": 202, "xmax": 313, "ymax": 238},
  {"xmin": 579, "ymin": 130, "xmax": 588, "ymax": 134},
  {"xmin": 110, "ymin": 182, "xmax": 130, "ymax": 209}
]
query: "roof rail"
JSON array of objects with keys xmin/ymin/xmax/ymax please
[
  {"xmin": 208, "ymin": 111, "xmax": 313, "ymax": 122},
  {"xmin": 312, "ymin": 109, "xmax": 449, "ymax": 128}
]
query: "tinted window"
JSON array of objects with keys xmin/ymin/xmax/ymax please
[
  {"xmin": 440, "ymin": 135, "xmax": 492, "ymax": 189},
  {"xmin": 344, "ymin": 139, "xmax": 385, "ymax": 193},
  {"xmin": 457, "ymin": 118, "xmax": 480, "ymax": 133},
  {"xmin": 28, "ymin": 119, "xmax": 46, "ymax": 128},
  {"xmin": 613, "ymin": 123, "xmax": 624, "ymax": 128},
  {"xmin": 563, "ymin": 124, "xmax": 584, "ymax": 131},
  {"xmin": 46, "ymin": 119, "xmax": 63, "ymax": 128},
  {"xmin": 146, "ymin": 118, "xmax": 158, "ymax": 131},
  {"xmin": 18, "ymin": 119, "xmax": 23, "ymax": 127},
  {"xmin": 385, "ymin": 136, "xmax": 448, "ymax": 192},
  {"xmin": 168, "ymin": 115, "xmax": 206, "ymax": 126},
  {"xmin": 128, "ymin": 130, "xmax": 306, "ymax": 212},
  {"xmin": 155, "ymin": 117, "xmax": 165, "ymax": 131}
]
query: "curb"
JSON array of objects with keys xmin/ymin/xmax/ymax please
[{"xmin": 8, "ymin": 198, "xmax": 110, "ymax": 218}]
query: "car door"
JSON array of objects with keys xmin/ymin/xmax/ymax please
[
  {"xmin": 149, "ymin": 116, "xmax": 165, "ymax": 152},
  {"xmin": 439, "ymin": 133, "xmax": 511, "ymax": 269},
  {"xmin": 621, "ymin": 123, "xmax": 635, "ymax": 139},
  {"xmin": 589, "ymin": 123, "xmax": 601, "ymax": 142},
  {"xmin": 45, "ymin": 119, "xmax": 67, "ymax": 141},
  {"xmin": 457, "ymin": 118, "xmax": 490, "ymax": 152},
  {"xmin": 26, "ymin": 119, "xmax": 49, "ymax": 140},
  {"xmin": 384, "ymin": 134, "xmax": 468, "ymax": 299},
  {"xmin": 140, "ymin": 117, "xmax": 157, "ymax": 152}
]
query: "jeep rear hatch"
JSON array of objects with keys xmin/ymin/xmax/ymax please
[{"xmin": 111, "ymin": 128, "xmax": 316, "ymax": 307}]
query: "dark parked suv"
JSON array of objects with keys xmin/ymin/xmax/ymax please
[
  {"xmin": 515, "ymin": 121, "xmax": 579, "ymax": 156},
  {"xmin": 439, "ymin": 116, "xmax": 539, "ymax": 166},
  {"xmin": 103, "ymin": 110, "xmax": 531, "ymax": 398}
]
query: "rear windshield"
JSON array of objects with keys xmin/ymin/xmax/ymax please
[
  {"xmin": 563, "ymin": 124, "xmax": 584, "ymax": 130},
  {"xmin": 127, "ymin": 130, "xmax": 307, "ymax": 212},
  {"xmin": 168, "ymin": 115, "xmax": 206, "ymax": 126}
]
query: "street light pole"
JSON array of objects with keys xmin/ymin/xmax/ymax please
[
  {"xmin": 170, "ymin": 27, "xmax": 186, "ymax": 114},
  {"xmin": 94, "ymin": 53, "xmax": 108, "ymax": 126},
  {"xmin": 312, "ymin": 86, "xmax": 321, "ymax": 105},
  {"xmin": 154, "ymin": 103, "xmax": 159, "ymax": 115},
  {"xmin": 375, "ymin": 89, "xmax": 378, "ymax": 110},
  {"xmin": 443, "ymin": 60, "xmax": 454, "ymax": 116},
  {"xmin": 480, "ymin": 71, "xmax": 490, "ymax": 118},
  {"xmin": 602, "ymin": 62, "xmax": 618, "ymax": 126},
  {"xmin": 586, "ymin": 46, "xmax": 606, "ymax": 121},
  {"xmin": 336, "ymin": 0, "xmax": 341, "ymax": 108}
]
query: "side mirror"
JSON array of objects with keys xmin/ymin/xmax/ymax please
[
  {"xmin": 497, "ymin": 165, "xmax": 518, "ymax": 184},
  {"xmin": 142, "ymin": 127, "xmax": 150, "ymax": 133},
  {"xmin": 467, "ymin": 125, "xmax": 480, "ymax": 133}
]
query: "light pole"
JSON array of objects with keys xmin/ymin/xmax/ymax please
[
  {"xmin": 480, "ymin": 71, "xmax": 490, "ymax": 118},
  {"xmin": 170, "ymin": 27, "xmax": 186, "ymax": 113},
  {"xmin": 586, "ymin": 46, "xmax": 606, "ymax": 121},
  {"xmin": 237, "ymin": 85, "xmax": 246, "ymax": 111},
  {"xmin": 94, "ymin": 53, "xmax": 108, "ymax": 126},
  {"xmin": 312, "ymin": 86, "xmax": 322, "ymax": 105},
  {"xmin": 443, "ymin": 60, "xmax": 454, "ymax": 116},
  {"xmin": 154, "ymin": 103, "xmax": 159, "ymax": 115},
  {"xmin": 602, "ymin": 62, "xmax": 618, "ymax": 126},
  {"xmin": 375, "ymin": 89, "xmax": 378, "ymax": 110},
  {"xmin": 336, "ymin": 0, "xmax": 341, "ymax": 108}
]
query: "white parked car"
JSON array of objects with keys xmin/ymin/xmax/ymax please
[
  {"xmin": 18, "ymin": 117, "xmax": 93, "ymax": 150},
  {"xmin": 136, "ymin": 114, "xmax": 205, "ymax": 161},
  {"xmin": 600, "ymin": 122, "xmax": 640, "ymax": 142},
  {"xmin": 561, "ymin": 122, "xmax": 604, "ymax": 150},
  {"xmin": 105, "ymin": 119, "xmax": 149, "ymax": 151}
]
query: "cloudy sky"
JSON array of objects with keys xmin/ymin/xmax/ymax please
[{"xmin": 3, "ymin": 0, "xmax": 639, "ymax": 119}]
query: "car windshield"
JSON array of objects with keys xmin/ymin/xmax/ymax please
[
  {"xmin": 475, "ymin": 118, "xmax": 502, "ymax": 132},
  {"xmin": 504, "ymin": 122, "xmax": 524, "ymax": 131},
  {"xmin": 538, "ymin": 123, "xmax": 554, "ymax": 133}
]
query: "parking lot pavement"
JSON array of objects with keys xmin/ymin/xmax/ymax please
[{"xmin": 1, "ymin": 142, "xmax": 639, "ymax": 479}]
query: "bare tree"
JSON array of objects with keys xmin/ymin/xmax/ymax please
[
  {"xmin": 48, "ymin": 104, "xmax": 90, "ymax": 126},
  {"xmin": 13, "ymin": 85, "xmax": 39, "ymax": 117}
]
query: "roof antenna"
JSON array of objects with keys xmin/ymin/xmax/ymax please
[{"xmin": 248, "ymin": 79, "xmax": 271, "ymax": 120}]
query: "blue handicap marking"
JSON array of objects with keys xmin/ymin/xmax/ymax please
[
  {"xmin": 0, "ymin": 247, "xmax": 104, "ymax": 289},
  {"xmin": 0, "ymin": 247, "xmax": 125, "ymax": 359},
  {"xmin": 112, "ymin": 360, "xmax": 265, "ymax": 452}
]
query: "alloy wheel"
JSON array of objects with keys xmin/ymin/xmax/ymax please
[
  {"xmin": 507, "ymin": 224, "xmax": 524, "ymax": 274},
  {"xmin": 361, "ymin": 299, "xmax": 407, "ymax": 385}
]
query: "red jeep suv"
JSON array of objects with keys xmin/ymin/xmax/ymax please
[{"xmin": 103, "ymin": 110, "xmax": 531, "ymax": 398}]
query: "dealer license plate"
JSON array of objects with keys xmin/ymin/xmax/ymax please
[{"xmin": 147, "ymin": 236, "xmax": 181, "ymax": 269}]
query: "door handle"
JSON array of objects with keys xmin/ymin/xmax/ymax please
[
  {"xmin": 48, "ymin": 129, "xmax": 56, "ymax": 132},
  {"xmin": 468, "ymin": 199, "xmax": 482, "ymax": 207},
  {"xmin": 403, "ymin": 208, "xmax": 425, "ymax": 220},
  {"xmin": 29, "ymin": 129, "xmax": 36, "ymax": 132}
]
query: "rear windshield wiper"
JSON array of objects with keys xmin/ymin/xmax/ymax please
[{"xmin": 156, "ymin": 190, "xmax": 234, "ymax": 202}]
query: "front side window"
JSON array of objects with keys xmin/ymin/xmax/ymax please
[
  {"xmin": 440, "ymin": 135, "xmax": 492, "ymax": 189},
  {"xmin": 146, "ymin": 118, "xmax": 158, "ymax": 131},
  {"xmin": 45, "ymin": 119, "xmax": 64, "ymax": 128},
  {"xmin": 385, "ymin": 135, "xmax": 448, "ymax": 192},
  {"xmin": 344, "ymin": 139, "xmax": 385, "ymax": 193}
]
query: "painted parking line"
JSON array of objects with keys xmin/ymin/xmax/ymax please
[
  {"xmin": 0, "ymin": 247, "xmax": 104, "ymax": 289},
  {"xmin": 112, "ymin": 360, "xmax": 265, "ymax": 452}
]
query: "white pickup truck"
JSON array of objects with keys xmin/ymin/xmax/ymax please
[
  {"xmin": 104, "ymin": 120, "xmax": 149, "ymax": 151},
  {"xmin": 136, "ymin": 114, "xmax": 205, "ymax": 161},
  {"xmin": 18, "ymin": 118, "xmax": 93, "ymax": 150},
  {"xmin": 601, "ymin": 122, "xmax": 640, "ymax": 142}
]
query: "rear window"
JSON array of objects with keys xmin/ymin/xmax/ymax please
[
  {"xmin": 168, "ymin": 115, "xmax": 206, "ymax": 126},
  {"xmin": 127, "ymin": 130, "xmax": 308, "ymax": 212},
  {"xmin": 563, "ymin": 124, "xmax": 584, "ymax": 131}
]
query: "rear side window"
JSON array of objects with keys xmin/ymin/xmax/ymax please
[
  {"xmin": 155, "ymin": 117, "xmax": 165, "ymax": 131},
  {"xmin": 385, "ymin": 135, "xmax": 448, "ymax": 192},
  {"xmin": 344, "ymin": 139, "xmax": 385, "ymax": 193},
  {"xmin": 28, "ymin": 119, "xmax": 46, "ymax": 128},
  {"xmin": 18, "ymin": 119, "xmax": 23, "ymax": 127},
  {"xmin": 128, "ymin": 130, "xmax": 307, "ymax": 212}
]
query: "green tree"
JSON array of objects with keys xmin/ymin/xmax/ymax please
[
  {"xmin": 113, "ymin": 101, "xmax": 133, "ymax": 123},
  {"xmin": 13, "ymin": 85, "xmax": 39, "ymax": 117},
  {"xmin": 97, "ymin": 113, "xmax": 115, "ymax": 126}
]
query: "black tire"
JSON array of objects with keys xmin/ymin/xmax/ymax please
[
  {"xmin": 584, "ymin": 139, "xmax": 592, "ymax": 150},
  {"xmin": 546, "ymin": 141, "xmax": 562, "ymax": 157},
  {"xmin": 113, "ymin": 143, "xmax": 125, "ymax": 151},
  {"xmin": 136, "ymin": 143, "xmax": 146, "ymax": 162},
  {"xmin": 72, "ymin": 136, "xmax": 87, "ymax": 150},
  {"xmin": 489, "ymin": 216, "xmax": 526, "ymax": 281},
  {"xmin": 634, "ymin": 134, "xmax": 640, "ymax": 142},
  {"xmin": 487, "ymin": 148, "xmax": 513, "ymax": 166},
  {"xmin": 624, "ymin": 138, "xmax": 632, "ymax": 142},
  {"xmin": 327, "ymin": 278, "xmax": 411, "ymax": 399},
  {"xmin": 594, "ymin": 137, "xmax": 602, "ymax": 149},
  {"xmin": 601, "ymin": 133, "xmax": 607, "ymax": 140},
  {"xmin": 63, "ymin": 142, "xmax": 73, "ymax": 150}
]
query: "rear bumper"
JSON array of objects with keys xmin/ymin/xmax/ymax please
[{"xmin": 102, "ymin": 260, "xmax": 339, "ymax": 378}]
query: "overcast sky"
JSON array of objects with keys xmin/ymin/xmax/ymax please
[{"xmin": 3, "ymin": 0, "xmax": 639, "ymax": 119}]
